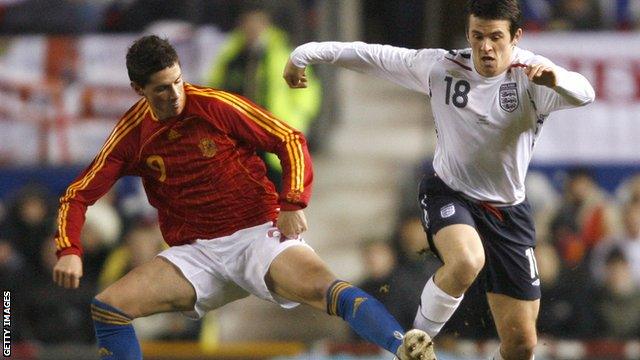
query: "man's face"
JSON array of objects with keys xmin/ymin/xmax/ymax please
[
  {"xmin": 467, "ymin": 15, "xmax": 521, "ymax": 77},
  {"xmin": 132, "ymin": 62, "xmax": 185, "ymax": 120}
]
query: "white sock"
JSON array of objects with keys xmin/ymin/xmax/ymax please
[
  {"xmin": 492, "ymin": 347, "xmax": 505, "ymax": 360},
  {"xmin": 413, "ymin": 276, "xmax": 463, "ymax": 337},
  {"xmin": 492, "ymin": 347, "xmax": 535, "ymax": 360}
]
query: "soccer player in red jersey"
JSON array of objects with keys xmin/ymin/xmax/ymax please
[{"xmin": 51, "ymin": 35, "xmax": 433, "ymax": 360}]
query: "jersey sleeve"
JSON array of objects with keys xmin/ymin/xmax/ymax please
[
  {"xmin": 290, "ymin": 41, "xmax": 445, "ymax": 94},
  {"xmin": 526, "ymin": 54, "xmax": 595, "ymax": 115},
  {"xmin": 210, "ymin": 92, "xmax": 313, "ymax": 211},
  {"xmin": 54, "ymin": 103, "xmax": 145, "ymax": 258}
]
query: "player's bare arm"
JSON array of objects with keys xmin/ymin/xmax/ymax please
[
  {"xmin": 283, "ymin": 59, "xmax": 308, "ymax": 88},
  {"xmin": 525, "ymin": 64, "xmax": 557, "ymax": 88},
  {"xmin": 53, "ymin": 254, "xmax": 83, "ymax": 289},
  {"xmin": 276, "ymin": 209, "xmax": 308, "ymax": 239}
]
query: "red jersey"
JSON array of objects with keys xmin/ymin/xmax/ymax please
[{"xmin": 55, "ymin": 83, "xmax": 313, "ymax": 258}]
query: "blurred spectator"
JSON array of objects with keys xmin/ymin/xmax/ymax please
[
  {"xmin": 388, "ymin": 216, "xmax": 440, "ymax": 331},
  {"xmin": 355, "ymin": 238, "xmax": 398, "ymax": 340},
  {"xmin": 206, "ymin": 4, "xmax": 321, "ymax": 189},
  {"xmin": 536, "ymin": 242, "xmax": 598, "ymax": 338},
  {"xmin": 548, "ymin": 0, "xmax": 603, "ymax": 31},
  {"xmin": 81, "ymin": 190, "xmax": 122, "ymax": 283},
  {"xmin": 98, "ymin": 220, "xmax": 199, "ymax": 340},
  {"xmin": 593, "ymin": 246, "xmax": 640, "ymax": 338},
  {"xmin": 590, "ymin": 200, "xmax": 640, "ymax": 287},
  {"xmin": 615, "ymin": 173, "xmax": 640, "ymax": 205},
  {"xmin": 356, "ymin": 216, "xmax": 439, "ymax": 333},
  {"xmin": 22, "ymin": 234, "xmax": 96, "ymax": 343},
  {"xmin": 98, "ymin": 220, "xmax": 164, "ymax": 290},
  {"xmin": 1, "ymin": 183, "xmax": 99, "ymax": 343},
  {"xmin": 549, "ymin": 168, "xmax": 619, "ymax": 268},
  {"xmin": 1, "ymin": 184, "xmax": 56, "ymax": 275},
  {"xmin": 525, "ymin": 170, "xmax": 560, "ymax": 244}
]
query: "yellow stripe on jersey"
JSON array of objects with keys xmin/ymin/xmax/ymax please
[
  {"xmin": 56, "ymin": 101, "xmax": 149, "ymax": 251},
  {"xmin": 186, "ymin": 85, "xmax": 305, "ymax": 195}
]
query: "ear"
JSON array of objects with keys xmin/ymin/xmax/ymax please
[
  {"xmin": 131, "ymin": 82, "xmax": 145, "ymax": 96},
  {"xmin": 512, "ymin": 28, "xmax": 523, "ymax": 45}
]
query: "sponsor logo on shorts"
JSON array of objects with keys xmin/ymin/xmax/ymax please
[
  {"xmin": 420, "ymin": 195, "xmax": 430, "ymax": 228},
  {"xmin": 440, "ymin": 203, "xmax": 456, "ymax": 218},
  {"xmin": 531, "ymin": 278, "xmax": 540, "ymax": 286}
]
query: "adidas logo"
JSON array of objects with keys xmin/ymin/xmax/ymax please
[
  {"xmin": 98, "ymin": 347, "xmax": 113, "ymax": 357},
  {"xmin": 168, "ymin": 129, "xmax": 181, "ymax": 140},
  {"xmin": 352, "ymin": 297, "xmax": 367, "ymax": 318}
]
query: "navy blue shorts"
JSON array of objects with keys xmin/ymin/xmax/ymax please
[{"xmin": 418, "ymin": 174, "xmax": 540, "ymax": 301}]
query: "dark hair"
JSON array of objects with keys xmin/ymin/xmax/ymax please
[
  {"xmin": 126, "ymin": 35, "xmax": 179, "ymax": 86},
  {"xmin": 465, "ymin": 0, "xmax": 522, "ymax": 39}
]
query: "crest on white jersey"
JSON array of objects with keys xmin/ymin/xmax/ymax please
[
  {"xmin": 499, "ymin": 83, "xmax": 519, "ymax": 112},
  {"xmin": 440, "ymin": 203, "xmax": 455, "ymax": 218}
]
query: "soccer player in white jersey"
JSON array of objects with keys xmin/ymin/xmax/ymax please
[{"xmin": 283, "ymin": 0, "xmax": 595, "ymax": 359}]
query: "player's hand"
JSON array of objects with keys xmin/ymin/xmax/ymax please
[
  {"xmin": 283, "ymin": 59, "xmax": 308, "ymax": 88},
  {"xmin": 53, "ymin": 254, "xmax": 83, "ymax": 289},
  {"xmin": 525, "ymin": 64, "xmax": 557, "ymax": 88},
  {"xmin": 276, "ymin": 210, "xmax": 308, "ymax": 240}
]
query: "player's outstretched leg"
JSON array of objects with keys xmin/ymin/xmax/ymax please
[
  {"xmin": 91, "ymin": 298, "xmax": 142, "ymax": 360},
  {"xmin": 326, "ymin": 280, "xmax": 436, "ymax": 359},
  {"xmin": 395, "ymin": 329, "xmax": 436, "ymax": 360}
]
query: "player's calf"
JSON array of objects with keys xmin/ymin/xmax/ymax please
[{"xmin": 91, "ymin": 298, "xmax": 142, "ymax": 360}]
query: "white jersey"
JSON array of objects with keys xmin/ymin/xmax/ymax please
[{"xmin": 291, "ymin": 42, "xmax": 595, "ymax": 204}]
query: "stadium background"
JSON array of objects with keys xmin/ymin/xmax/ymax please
[{"xmin": 1, "ymin": 0, "xmax": 640, "ymax": 359}]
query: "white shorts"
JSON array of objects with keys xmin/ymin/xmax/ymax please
[{"xmin": 158, "ymin": 221, "xmax": 313, "ymax": 319}]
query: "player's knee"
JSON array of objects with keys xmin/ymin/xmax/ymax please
[
  {"xmin": 300, "ymin": 280, "xmax": 331, "ymax": 303},
  {"xmin": 449, "ymin": 253, "xmax": 484, "ymax": 288},
  {"xmin": 95, "ymin": 290, "xmax": 140, "ymax": 319},
  {"xmin": 501, "ymin": 329, "xmax": 537, "ymax": 359},
  {"xmin": 295, "ymin": 266, "xmax": 335, "ymax": 303}
]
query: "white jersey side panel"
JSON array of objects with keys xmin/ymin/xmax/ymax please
[{"xmin": 291, "ymin": 43, "xmax": 595, "ymax": 204}]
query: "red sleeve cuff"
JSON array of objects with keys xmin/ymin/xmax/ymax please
[
  {"xmin": 279, "ymin": 201, "xmax": 307, "ymax": 211},
  {"xmin": 56, "ymin": 245, "xmax": 83, "ymax": 259}
]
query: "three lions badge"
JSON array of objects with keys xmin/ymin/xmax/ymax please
[{"xmin": 499, "ymin": 83, "xmax": 518, "ymax": 112}]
